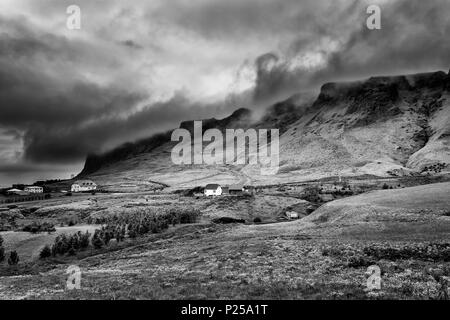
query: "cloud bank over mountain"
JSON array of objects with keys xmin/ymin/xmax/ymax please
[{"xmin": 0, "ymin": 0, "xmax": 449, "ymax": 183}]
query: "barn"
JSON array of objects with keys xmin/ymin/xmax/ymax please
[{"xmin": 204, "ymin": 184, "xmax": 222, "ymax": 196}]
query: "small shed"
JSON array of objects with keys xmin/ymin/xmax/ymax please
[
  {"xmin": 229, "ymin": 184, "xmax": 244, "ymax": 195},
  {"xmin": 286, "ymin": 211, "xmax": 300, "ymax": 219},
  {"xmin": 6, "ymin": 189, "xmax": 30, "ymax": 196}
]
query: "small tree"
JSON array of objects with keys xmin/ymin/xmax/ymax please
[
  {"xmin": 114, "ymin": 226, "xmax": 125, "ymax": 242},
  {"xmin": 91, "ymin": 230, "xmax": 104, "ymax": 249},
  {"xmin": 100, "ymin": 227, "xmax": 113, "ymax": 245},
  {"xmin": 253, "ymin": 217, "xmax": 262, "ymax": 223},
  {"xmin": 8, "ymin": 251, "xmax": 19, "ymax": 265},
  {"xmin": 79, "ymin": 231, "xmax": 90, "ymax": 249},
  {"xmin": 39, "ymin": 245, "xmax": 52, "ymax": 259},
  {"xmin": 67, "ymin": 246, "xmax": 76, "ymax": 256},
  {"xmin": 128, "ymin": 224, "xmax": 138, "ymax": 239}
]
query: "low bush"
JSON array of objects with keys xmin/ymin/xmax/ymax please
[
  {"xmin": 91, "ymin": 230, "xmax": 104, "ymax": 249},
  {"xmin": 66, "ymin": 220, "xmax": 74, "ymax": 226},
  {"xmin": 22, "ymin": 222, "xmax": 56, "ymax": 233},
  {"xmin": 39, "ymin": 245, "xmax": 52, "ymax": 259},
  {"xmin": 102, "ymin": 207, "xmax": 200, "ymax": 241},
  {"xmin": 8, "ymin": 251, "xmax": 19, "ymax": 265},
  {"xmin": 49, "ymin": 231, "xmax": 91, "ymax": 257},
  {"xmin": 363, "ymin": 243, "xmax": 450, "ymax": 262},
  {"xmin": 212, "ymin": 217, "xmax": 245, "ymax": 224},
  {"xmin": 300, "ymin": 186, "xmax": 322, "ymax": 203},
  {"xmin": 45, "ymin": 207, "xmax": 201, "ymax": 257}
]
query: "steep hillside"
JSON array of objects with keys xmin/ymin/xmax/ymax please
[
  {"xmin": 300, "ymin": 182, "xmax": 450, "ymax": 240},
  {"xmin": 77, "ymin": 70, "xmax": 450, "ymax": 189},
  {"xmin": 245, "ymin": 70, "xmax": 450, "ymax": 184}
]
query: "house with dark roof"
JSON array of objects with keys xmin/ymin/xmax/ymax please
[
  {"xmin": 71, "ymin": 180, "xmax": 97, "ymax": 193},
  {"xmin": 204, "ymin": 184, "xmax": 222, "ymax": 196},
  {"xmin": 6, "ymin": 188, "xmax": 29, "ymax": 196},
  {"xmin": 228, "ymin": 184, "xmax": 244, "ymax": 195}
]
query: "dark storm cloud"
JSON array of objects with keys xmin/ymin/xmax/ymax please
[
  {"xmin": 0, "ymin": 12, "xmax": 238, "ymax": 166},
  {"xmin": 0, "ymin": 14, "xmax": 146, "ymax": 162},
  {"xmin": 21, "ymin": 93, "xmax": 230, "ymax": 163},
  {"xmin": 252, "ymin": 0, "xmax": 450, "ymax": 101},
  {"xmin": 1, "ymin": 0, "xmax": 450, "ymax": 179}
]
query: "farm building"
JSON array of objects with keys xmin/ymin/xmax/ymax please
[
  {"xmin": 24, "ymin": 186, "xmax": 43, "ymax": 193},
  {"xmin": 243, "ymin": 185, "xmax": 255, "ymax": 194},
  {"xmin": 6, "ymin": 188, "xmax": 29, "ymax": 196},
  {"xmin": 204, "ymin": 184, "xmax": 222, "ymax": 196},
  {"xmin": 286, "ymin": 211, "xmax": 300, "ymax": 219},
  {"xmin": 229, "ymin": 184, "xmax": 244, "ymax": 195},
  {"xmin": 71, "ymin": 180, "xmax": 97, "ymax": 192}
]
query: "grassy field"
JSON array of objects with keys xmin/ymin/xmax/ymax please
[
  {"xmin": 0, "ymin": 182, "xmax": 449, "ymax": 299},
  {"xmin": 1, "ymin": 225, "xmax": 100, "ymax": 262}
]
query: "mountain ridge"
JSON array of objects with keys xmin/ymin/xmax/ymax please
[{"xmin": 77, "ymin": 69, "xmax": 450, "ymax": 189}]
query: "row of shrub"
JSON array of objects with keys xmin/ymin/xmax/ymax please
[
  {"xmin": 40, "ymin": 207, "xmax": 201, "ymax": 258},
  {"xmin": 0, "ymin": 235, "xmax": 20, "ymax": 265},
  {"xmin": 108, "ymin": 207, "xmax": 200, "ymax": 239},
  {"xmin": 22, "ymin": 221, "xmax": 56, "ymax": 233},
  {"xmin": 88, "ymin": 207, "xmax": 200, "ymax": 226},
  {"xmin": 322, "ymin": 243, "xmax": 450, "ymax": 265},
  {"xmin": 41, "ymin": 231, "xmax": 92, "ymax": 258},
  {"xmin": 363, "ymin": 243, "xmax": 450, "ymax": 262}
]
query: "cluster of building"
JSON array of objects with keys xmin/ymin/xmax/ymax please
[
  {"xmin": 204, "ymin": 184, "xmax": 253, "ymax": 196},
  {"xmin": 70, "ymin": 180, "xmax": 97, "ymax": 192},
  {"xmin": 3, "ymin": 180, "xmax": 97, "ymax": 197},
  {"xmin": 6, "ymin": 186, "xmax": 44, "ymax": 196}
]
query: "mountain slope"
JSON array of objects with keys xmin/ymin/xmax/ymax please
[
  {"xmin": 77, "ymin": 70, "xmax": 450, "ymax": 189},
  {"xmin": 244, "ymin": 70, "xmax": 450, "ymax": 184}
]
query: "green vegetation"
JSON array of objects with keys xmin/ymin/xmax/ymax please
[
  {"xmin": 363, "ymin": 243, "xmax": 450, "ymax": 262},
  {"xmin": 39, "ymin": 207, "xmax": 201, "ymax": 258},
  {"xmin": 39, "ymin": 245, "xmax": 52, "ymax": 259},
  {"xmin": 109, "ymin": 207, "xmax": 200, "ymax": 239},
  {"xmin": 300, "ymin": 186, "xmax": 322, "ymax": 203},
  {"xmin": 48, "ymin": 231, "xmax": 91, "ymax": 257}
]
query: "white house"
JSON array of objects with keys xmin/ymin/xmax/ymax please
[
  {"xmin": 286, "ymin": 211, "xmax": 299, "ymax": 219},
  {"xmin": 24, "ymin": 186, "xmax": 43, "ymax": 194},
  {"xmin": 204, "ymin": 184, "xmax": 222, "ymax": 196},
  {"xmin": 71, "ymin": 180, "xmax": 97, "ymax": 193}
]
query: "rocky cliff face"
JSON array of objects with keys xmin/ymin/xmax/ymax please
[
  {"xmin": 261, "ymin": 70, "xmax": 450, "ymax": 182},
  {"xmin": 79, "ymin": 107, "xmax": 253, "ymax": 177},
  {"xmin": 78, "ymin": 70, "xmax": 450, "ymax": 188}
]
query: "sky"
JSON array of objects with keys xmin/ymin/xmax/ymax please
[{"xmin": 0, "ymin": 0, "xmax": 449, "ymax": 186}]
